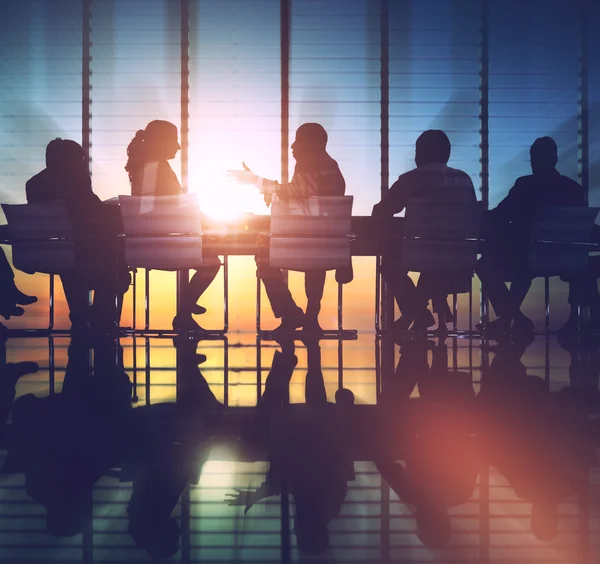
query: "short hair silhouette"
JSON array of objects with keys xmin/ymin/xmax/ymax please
[
  {"xmin": 530, "ymin": 136, "xmax": 558, "ymax": 173},
  {"xmin": 335, "ymin": 388, "xmax": 355, "ymax": 407},
  {"xmin": 295, "ymin": 123, "xmax": 328, "ymax": 150},
  {"xmin": 415, "ymin": 130, "xmax": 451, "ymax": 166},
  {"xmin": 45, "ymin": 138, "xmax": 85, "ymax": 170}
]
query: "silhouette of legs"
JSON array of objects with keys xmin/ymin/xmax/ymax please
[
  {"xmin": 561, "ymin": 273, "xmax": 600, "ymax": 332},
  {"xmin": 173, "ymin": 262, "xmax": 221, "ymax": 331},
  {"xmin": 259, "ymin": 346, "xmax": 297, "ymax": 411},
  {"xmin": 257, "ymin": 263, "xmax": 304, "ymax": 331},
  {"xmin": 61, "ymin": 272, "xmax": 90, "ymax": 329},
  {"xmin": 379, "ymin": 243, "xmax": 434, "ymax": 331},
  {"xmin": 305, "ymin": 340, "xmax": 327, "ymax": 405},
  {"xmin": 416, "ymin": 273, "xmax": 455, "ymax": 332},
  {"xmin": 476, "ymin": 258, "xmax": 534, "ymax": 338},
  {"xmin": 304, "ymin": 270, "xmax": 326, "ymax": 332},
  {"xmin": 0, "ymin": 248, "xmax": 37, "ymax": 316}
]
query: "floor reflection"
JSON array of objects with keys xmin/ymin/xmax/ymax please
[{"xmin": 0, "ymin": 334, "xmax": 598, "ymax": 563}]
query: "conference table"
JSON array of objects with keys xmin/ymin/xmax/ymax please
[{"xmin": 201, "ymin": 214, "xmax": 399, "ymax": 257}]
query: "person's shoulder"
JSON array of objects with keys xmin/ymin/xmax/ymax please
[
  {"xmin": 510, "ymin": 174, "xmax": 534, "ymax": 191},
  {"xmin": 26, "ymin": 169, "xmax": 47, "ymax": 187},
  {"xmin": 444, "ymin": 165, "xmax": 475, "ymax": 184},
  {"xmin": 393, "ymin": 167, "xmax": 419, "ymax": 186},
  {"xmin": 558, "ymin": 173, "xmax": 583, "ymax": 191},
  {"xmin": 25, "ymin": 169, "xmax": 49, "ymax": 200}
]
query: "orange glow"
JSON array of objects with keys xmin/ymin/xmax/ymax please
[{"xmin": 190, "ymin": 172, "xmax": 266, "ymax": 221}]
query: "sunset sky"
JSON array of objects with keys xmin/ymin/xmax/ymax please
[{"xmin": 0, "ymin": 0, "xmax": 598, "ymax": 331}]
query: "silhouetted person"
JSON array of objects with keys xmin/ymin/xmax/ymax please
[
  {"xmin": 0, "ymin": 341, "xmax": 38, "ymax": 449},
  {"xmin": 557, "ymin": 332, "xmax": 600, "ymax": 411},
  {"xmin": 229, "ymin": 123, "xmax": 350, "ymax": 334},
  {"xmin": 0, "ymin": 249, "xmax": 37, "ymax": 324},
  {"xmin": 225, "ymin": 338, "xmax": 354, "ymax": 555},
  {"xmin": 373, "ymin": 339, "xmax": 477, "ymax": 548},
  {"xmin": 372, "ymin": 130, "xmax": 477, "ymax": 333},
  {"xmin": 123, "ymin": 337, "xmax": 220, "ymax": 559},
  {"xmin": 125, "ymin": 120, "xmax": 221, "ymax": 332},
  {"xmin": 4, "ymin": 336, "xmax": 132, "ymax": 536},
  {"xmin": 478, "ymin": 340, "xmax": 594, "ymax": 541},
  {"xmin": 0, "ymin": 249, "xmax": 37, "ymax": 314},
  {"xmin": 26, "ymin": 138, "xmax": 130, "ymax": 334},
  {"xmin": 477, "ymin": 137, "xmax": 597, "ymax": 340}
]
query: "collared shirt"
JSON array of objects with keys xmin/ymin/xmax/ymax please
[{"xmin": 257, "ymin": 154, "xmax": 345, "ymax": 203}]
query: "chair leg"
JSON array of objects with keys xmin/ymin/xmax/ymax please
[
  {"xmin": 544, "ymin": 276, "xmax": 550, "ymax": 334},
  {"xmin": 256, "ymin": 270, "xmax": 262, "ymax": 333},
  {"xmin": 145, "ymin": 337, "xmax": 151, "ymax": 405},
  {"xmin": 132, "ymin": 270, "xmax": 137, "ymax": 331},
  {"xmin": 48, "ymin": 336, "xmax": 55, "ymax": 395},
  {"xmin": 452, "ymin": 292, "xmax": 458, "ymax": 332},
  {"xmin": 337, "ymin": 282, "xmax": 343, "ymax": 332},
  {"xmin": 338, "ymin": 337, "xmax": 343, "ymax": 389},
  {"xmin": 48, "ymin": 274, "xmax": 55, "ymax": 331},
  {"xmin": 469, "ymin": 280, "xmax": 473, "ymax": 334},
  {"xmin": 223, "ymin": 337, "xmax": 229, "ymax": 407},
  {"xmin": 256, "ymin": 335, "xmax": 262, "ymax": 403},
  {"xmin": 131, "ymin": 337, "xmax": 139, "ymax": 403},
  {"xmin": 223, "ymin": 255, "xmax": 229, "ymax": 333},
  {"xmin": 144, "ymin": 269, "xmax": 151, "ymax": 332},
  {"xmin": 375, "ymin": 256, "xmax": 382, "ymax": 334}
]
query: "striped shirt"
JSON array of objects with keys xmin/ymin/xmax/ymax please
[{"xmin": 257, "ymin": 156, "xmax": 345, "ymax": 204}]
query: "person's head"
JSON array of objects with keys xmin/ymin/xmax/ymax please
[
  {"xmin": 415, "ymin": 130, "xmax": 451, "ymax": 167},
  {"xmin": 530, "ymin": 503, "xmax": 558, "ymax": 541},
  {"xmin": 125, "ymin": 120, "xmax": 180, "ymax": 183},
  {"xmin": 335, "ymin": 388, "xmax": 355, "ymax": 408},
  {"xmin": 291, "ymin": 122, "xmax": 328, "ymax": 162},
  {"xmin": 530, "ymin": 136, "xmax": 558, "ymax": 174},
  {"xmin": 45, "ymin": 138, "xmax": 86, "ymax": 172}
]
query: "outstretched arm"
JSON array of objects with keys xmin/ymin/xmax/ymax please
[
  {"xmin": 227, "ymin": 162, "xmax": 343, "ymax": 204},
  {"xmin": 223, "ymin": 467, "xmax": 281, "ymax": 514},
  {"xmin": 371, "ymin": 176, "xmax": 409, "ymax": 219}
]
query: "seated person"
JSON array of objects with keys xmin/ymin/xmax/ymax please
[
  {"xmin": 125, "ymin": 120, "xmax": 220, "ymax": 332},
  {"xmin": 224, "ymin": 338, "xmax": 354, "ymax": 556},
  {"xmin": 476, "ymin": 137, "xmax": 596, "ymax": 340},
  {"xmin": 26, "ymin": 139, "xmax": 129, "ymax": 334},
  {"xmin": 228, "ymin": 123, "xmax": 349, "ymax": 334},
  {"xmin": 0, "ymin": 248, "xmax": 36, "ymax": 321},
  {"xmin": 371, "ymin": 130, "xmax": 477, "ymax": 333}
]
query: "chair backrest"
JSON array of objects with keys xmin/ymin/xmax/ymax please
[
  {"xmin": 2, "ymin": 202, "xmax": 76, "ymax": 274},
  {"xmin": 118, "ymin": 194, "xmax": 202, "ymax": 236},
  {"xmin": 270, "ymin": 196, "xmax": 353, "ymax": 238},
  {"xmin": 404, "ymin": 200, "xmax": 484, "ymax": 240},
  {"xmin": 530, "ymin": 206, "xmax": 599, "ymax": 243},
  {"xmin": 2, "ymin": 201, "xmax": 73, "ymax": 240},
  {"xmin": 117, "ymin": 195, "xmax": 203, "ymax": 270},
  {"xmin": 268, "ymin": 196, "xmax": 353, "ymax": 271},
  {"xmin": 403, "ymin": 200, "xmax": 484, "ymax": 273},
  {"xmin": 529, "ymin": 206, "xmax": 599, "ymax": 275}
]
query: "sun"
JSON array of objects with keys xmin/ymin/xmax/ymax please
[{"xmin": 190, "ymin": 173, "xmax": 268, "ymax": 223}]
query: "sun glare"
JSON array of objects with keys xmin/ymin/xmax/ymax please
[{"xmin": 191, "ymin": 172, "xmax": 269, "ymax": 223}]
